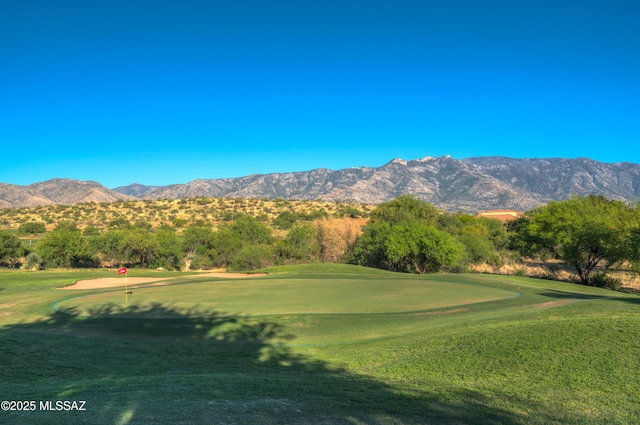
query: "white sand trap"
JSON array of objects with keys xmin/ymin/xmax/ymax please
[{"xmin": 59, "ymin": 272, "xmax": 266, "ymax": 290}]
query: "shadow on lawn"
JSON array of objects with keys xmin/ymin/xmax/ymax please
[
  {"xmin": 1, "ymin": 303, "xmax": 583, "ymax": 425},
  {"xmin": 540, "ymin": 289, "xmax": 640, "ymax": 304}
]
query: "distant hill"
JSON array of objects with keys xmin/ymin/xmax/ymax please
[
  {"xmin": 112, "ymin": 183, "xmax": 160, "ymax": 197},
  {"xmin": 113, "ymin": 156, "xmax": 640, "ymax": 212},
  {"xmin": 3, "ymin": 156, "xmax": 640, "ymax": 211},
  {"xmin": 0, "ymin": 179, "xmax": 134, "ymax": 208}
]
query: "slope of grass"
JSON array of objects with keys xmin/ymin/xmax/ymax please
[{"xmin": 1, "ymin": 265, "xmax": 639, "ymax": 424}]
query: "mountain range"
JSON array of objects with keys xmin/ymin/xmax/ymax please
[{"xmin": 2, "ymin": 156, "xmax": 640, "ymax": 212}]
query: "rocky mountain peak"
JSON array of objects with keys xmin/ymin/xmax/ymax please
[{"xmin": 2, "ymin": 156, "xmax": 639, "ymax": 212}]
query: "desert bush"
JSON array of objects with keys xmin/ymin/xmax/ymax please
[
  {"xmin": 24, "ymin": 252, "xmax": 43, "ymax": 270},
  {"xmin": 230, "ymin": 245, "xmax": 273, "ymax": 271},
  {"xmin": 589, "ymin": 272, "xmax": 621, "ymax": 290},
  {"xmin": 514, "ymin": 268, "xmax": 528, "ymax": 277},
  {"xmin": 314, "ymin": 217, "xmax": 363, "ymax": 263},
  {"xmin": 17, "ymin": 221, "xmax": 46, "ymax": 235}
]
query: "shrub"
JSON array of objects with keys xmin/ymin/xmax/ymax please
[
  {"xmin": 17, "ymin": 221, "xmax": 46, "ymax": 235},
  {"xmin": 589, "ymin": 272, "xmax": 621, "ymax": 290},
  {"xmin": 514, "ymin": 268, "xmax": 528, "ymax": 277},
  {"xmin": 487, "ymin": 252, "xmax": 506, "ymax": 272},
  {"xmin": 230, "ymin": 245, "xmax": 273, "ymax": 271},
  {"xmin": 24, "ymin": 252, "xmax": 43, "ymax": 270}
]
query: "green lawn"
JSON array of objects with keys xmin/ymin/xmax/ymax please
[{"xmin": 1, "ymin": 264, "xmax": 639, "ymax": 424}]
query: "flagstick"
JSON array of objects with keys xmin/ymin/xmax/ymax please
[{"xmin": 118, "ymin": 267, "xmax": 131, "ymax": 305}]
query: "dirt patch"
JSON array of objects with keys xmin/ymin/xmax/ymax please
[{"xmin": 59, "ymin": 272, "xmax": 266, "ymax": 290}]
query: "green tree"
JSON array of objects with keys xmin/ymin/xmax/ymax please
[
  {"xmin": 337, "ymin": 206, "xmax": 364, "ymax": 218},
  {"xmin": 278, "ymin": 224, "xmax": 320, "ymax": 262},
  {"xmin": 36, "ymin": 228, "xmax": 92, "ymax": 268},
  {"xmin": 207, "ymin": 228, "xmax": 243, "ymax": 269},
  {"xmin": 180, "ymin": 224, "xmax": 214, "ymax": 271},
  {"xmin": 17, "ymin": 221, "xmax": 46, "ymax": 235},
  {"xmin": 120, "ymin": 230, "xmax": 158, "ymax": 269},
  {"xmin": 369, "ymin": 194, "xmax": 439, "ymax": 226},
  {"xmin": 349, "ymin": 222, "xmax": 392, "ymax": 269},
  {"xmin": 272, "ymin": 211, "xmax": 299, "ymax": 230},
  {"xmin": 153, "ymin": 228, "xmax": 181, "ymax": 270},
  {"xmin": 457, "ymin": 232, "xmax": 494, "ymax": 265},
  {"xmin": 350, "ymin": 196, "xmax": 442, "ymax": 271},
  {"xmin": 477, "ymin": 217, "xmax": 510, "ymax": 251},
  {"xmin": 95, "ymin": 230, "xmax": 127, "ymax": 268},
  {"xmin": 230, "ymin": 244, "xmax": 273, "ymax": 271},
  {"xmin": 519, "ymin": 195, "xmax": 634, "ymax": 285},
  {"xmin": 55, "ymin": 221, "xmax": 80, "ymax": 232},
  {"xmin": 227, "ymin": 215, "xmax": 274, "ymax": 245},
  {"xmin": 0, "ymin": 231, "xmax": 25, "ymax": 268},
  {"xmin": 628, "ymin": 228, "xmax": 640, "ymax": 270},
  {"xmin": 385, "ymin": 223, "xmax": 463, "ymax": 274}
]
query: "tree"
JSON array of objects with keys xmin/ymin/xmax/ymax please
[
  {"xmin": 0, "ymin": 231, "xmax": 25, "ymax": 268},
  {"xmin": 457, "ymin": 232, "xmax": 494, "ymax": 265},
  {"xmin": 207, "ymin": 228, "xmax": 243, "ymax": 269},
  {"xmin": 120, "ymin": 229, "xmax": 158, "ymax": 269},
  {"xmin": 272, "ymin": 211, "xmax": 299, "ymax": 230},
  {"xmin": 230, "ymin": 245, "xmax": 273, "ymax": 271},
  {"xmin": 95, "ymin": 230, "xmax": 127, "ymax": 268},
  {"xmin": 520, "ymin": 195, "xmax": 634, "ymax": 285},
  {"xmin": 227, "ymin": 215, "xmax": 274, "ymax": 245},
  {"xmin": 55, "ymin": 221, "xmax": 80, "ymax": 232},
  {"xmin": 385, "ymin": 223, "xmax": 463, "ymax": 274},
  {"xmin": 36, "ymin": 228, "xmax": 92, "ymax": 268},
  {"xmin": 153, "ymin": 228, "xmax": 181, "ymax": 270},
  {"xmin": 369, "ymin": 194, "xmax": 439, "ymax": 226},
  {"xmin": 182, "ymin": 225, "xmax": 214, "ymax": 258},
  {"xmin": 350, "ymin": 196, "xmax": 444, "ymax": 271},
  {"xmin": 350, "ymin": 221, "xmax": 392, "ymax": 269},
  {"xmin": 477, "ymin": 217, "xmax": 510, "ymax": 251},
  {"xmin": 17, "ymin": 221, "xmax": 46, "ymax": 235},
  {"xmin": 278, "ymin": 224, "xmax": 320, "ymax": 262}
]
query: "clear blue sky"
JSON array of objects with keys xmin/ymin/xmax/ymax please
[{"xmin": 1, "ymin": 0, "xmax": 638, "ymax": 188}]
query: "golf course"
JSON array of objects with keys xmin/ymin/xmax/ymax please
[{"xmin": 1, "ymin": 264, "xmax": 639, "ymax": 424}]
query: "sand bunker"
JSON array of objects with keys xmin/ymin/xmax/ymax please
[{"xmin": 60, "ymin": 272, "xmax": 266, "ymax": 290}]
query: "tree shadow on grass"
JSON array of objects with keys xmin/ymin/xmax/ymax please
[
  {"xmin": 539, "ymin": 289, "xmax": 640, "ymax": 304},
  {"xmin": 1, "ymin": 302, "xmax": 585, "ymax": 425}
]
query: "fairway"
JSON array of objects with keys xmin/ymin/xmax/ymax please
[{"xmin": 1, "ymin": 264, "xmax": 639, "ymax": 424}]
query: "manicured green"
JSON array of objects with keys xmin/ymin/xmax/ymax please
[{"xmin": 1, "ymin": 264, "xmax": 639, "ymax": 424}]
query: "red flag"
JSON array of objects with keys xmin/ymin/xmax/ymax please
[{"xmin": 118, "ymin": 267, "xmax": 127, "ymax": 275}]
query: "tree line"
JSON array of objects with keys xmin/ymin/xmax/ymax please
[{"xmin": 1, "ymin": 194, "xmax": 639, "ymax": 289}]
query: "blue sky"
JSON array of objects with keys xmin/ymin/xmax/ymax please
[{"xmin": 1, "ymin": 0, "xmax": 638, "ymax": 188}]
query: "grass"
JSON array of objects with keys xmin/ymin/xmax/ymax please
[{"xmin": 1, "ymin": 264, "xmax": 639, "ymax": 424}]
